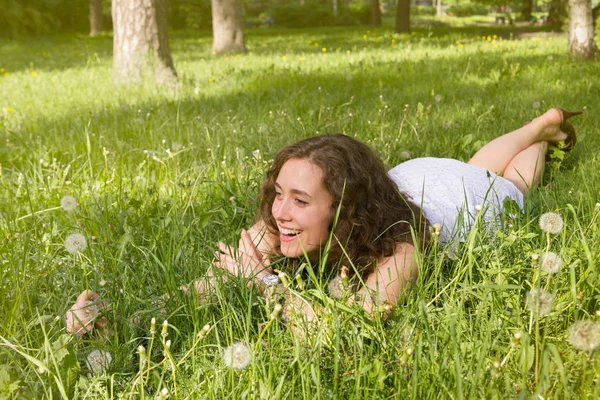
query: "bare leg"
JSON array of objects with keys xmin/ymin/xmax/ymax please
[
  {"xmin": 467, "ymin": 109, "xmax": 570, "ymax": 193},
  {"xmin": 502, "ymin": 141, "xmax": 548, "ymax": 193}
]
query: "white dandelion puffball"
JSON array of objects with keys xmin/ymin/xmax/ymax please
[
  {"xmin": 65, "ymin": 233, "xmax": 87, "ymax": 254},
  {"xmin": 539, "ymin": 212, "xmax": 564, "ymax": 234},
  {"xmin": 328, "ymin": 276, "xmax": 344, "ymax": 300},
  {"xmin": 223, "ymin": 342, "xmax": 251, "ymax": 370},
  {"xmin": 568, "ymin": 320, "xmax": 600, "ymax": 352},
  {"xmin": 526, "ymin": 288, "xmax": 554, "ymax": 317},
  {"xmin": 60, "ymin": 196, "xmax": 78, "ymax": 211},
  {"xmin": 85, "ymin": 349, "xmax": 112, "ymax": 374},
  {"xmin": 539, "ymin": 252, "xmax": 562, "ymax": 274}
]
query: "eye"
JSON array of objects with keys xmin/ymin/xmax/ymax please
[
  {"xmin": 274, "ymin": 190, "xmax": 282, "ymax": 198},
  {"xmin": 295, "ymin": 198, "xmax": 308, "ymax": 206}
]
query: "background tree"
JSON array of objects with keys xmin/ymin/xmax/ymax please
[
  {"xmin": 112, "ymin": 0, "xmax": 177, "ymax": 84},
  {"xmin": 396, "ymin": 0, "xmax": 410, "ymax": 33},
  {"xmin": 521, "ymin": 0, "xmax": 533, "ymax": 21},
  {"xmin": 90, "ymin": 0, "xmax": 103, "ymax": 36},
  {"xmin": 548, "ymin": 0, "xmax": 567, "ymax": 28},
  {"xmin": 568, "ymin": 0, "xmax": 598, "ymax": 58},
  {"xmin": 371, "ymin": 0, "xmax": 381, "ymax": 26},
  {"xmin": 211, "ymin": 0, "xmax": 246, "ymax": 55}
]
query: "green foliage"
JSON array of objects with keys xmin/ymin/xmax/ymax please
[
  {"xmin": 0, "ymin": 0, "xmax": 92, "ymax": 37},
  {"xmin": 447, "ymin": 3, "xmax": 490, "ymax": 17},
  {"xmin": 411, "ymin": 6, "xmax": 437, "ymax": 16},
  {"xmin": 168, "ymin": 0, "xmax": 212, "ymax": 30}
]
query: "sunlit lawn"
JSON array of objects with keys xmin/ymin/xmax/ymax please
[{"xmin": 1, "ymin": 20, "xmax": 600, "ymax": 398}]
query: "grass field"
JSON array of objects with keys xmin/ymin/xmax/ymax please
[{"xmin": 1, "ymin": 20, "xmax": 600, "ymax": 398}]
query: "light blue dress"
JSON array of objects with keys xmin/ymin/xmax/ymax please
[{"xmin": 388, "ymin": 158, "xmax": 524, "ymax": 243}]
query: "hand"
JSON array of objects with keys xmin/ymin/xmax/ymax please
[
  {"xmin": 66, "ymin": 290, "xmax": 109, "ymax": 336},
  {"xmin": 214, "ymin": 229, "xmax": 272, "ymax": 283}
]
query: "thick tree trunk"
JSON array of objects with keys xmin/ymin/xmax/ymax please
[
  {"xmin": 395, "ymin": 0, "xmax": 410, "ymax": 33},
  {"xmin": 211, "ymin": 0, "xmax": 246, "ymax": 55},
  {"xmin": 112, "ymin": 0, "xmax": 176, "ymax": 85},
  {"xmin": 548, "ymin": 0, "xmax": 567, "ymax": 28},
  {"xmin": 437, "ymin": 0, "xmax": 443, "ymax": 18},
  {"xmin": 521, "ymin": 0, "xmax": 533, "ymax": 21},
  {"xmin": 90, "ymin": 0, "xmax": 103, "ymax": 36},
  {"xmin": 371, "ymin": 0, "xmax": 381, "ymax": 26},
  {"xmin": 568, "ymin": 0, "xmax": 598, "ymax": 58}
]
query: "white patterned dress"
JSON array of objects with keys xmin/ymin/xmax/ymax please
[{"xmin": 388, "ymin": 158, "xmax": 524, "ymax": 243}]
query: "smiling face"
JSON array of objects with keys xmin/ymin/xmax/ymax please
[{"xmin": 271, "ymin": 158, "xmax": 335, "ymax": 258}]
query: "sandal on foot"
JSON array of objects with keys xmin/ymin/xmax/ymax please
[{"xmin": 556, "ymin": 108, "xmax": 583, "ymax": 152}]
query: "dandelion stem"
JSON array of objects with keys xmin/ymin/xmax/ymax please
[{"xmin": 14, "ymin": 206, "xmax": 61, "ymax": 221}]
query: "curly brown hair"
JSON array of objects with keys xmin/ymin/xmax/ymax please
[{"xmin": 258, "ymin": 134, "xmax": 429, "ymax": 279}]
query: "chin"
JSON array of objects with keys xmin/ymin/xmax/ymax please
[{"xmin": 281, "ymin": 244, "xmax": 321, "ymax": 259}]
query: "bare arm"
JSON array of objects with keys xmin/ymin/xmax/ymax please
[{"xmin": 354, "ymin": 242, "xmax": 418, "ymax": 315}]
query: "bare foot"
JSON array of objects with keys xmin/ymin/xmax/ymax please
[{"xmin": 534, "ymin": 108, "xmax": 569, "ymax": 143}]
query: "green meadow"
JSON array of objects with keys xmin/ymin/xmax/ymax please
[{"xmin": 1, "ymin": 20, "xmax": 600, "ymax": 398}]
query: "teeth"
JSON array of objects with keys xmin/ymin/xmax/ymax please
[{"xmin": 280, "ymin": 228, "xmax": 300, "ymax": 235}]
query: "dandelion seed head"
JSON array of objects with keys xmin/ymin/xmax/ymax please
[
  {"xmin": 568, "ymin": 320, "xmax": 600, "ymax": 351},
  {"xmin": 539, "ymin": 252, "xmax": 562, "ymax": 274},
  {"xmin": 532, "ymin": 101, "xmax": 541, "ymax": 109},
  {"xmin": 85, "ymin": 349, "xmax": 112, "ymax": 374},
  {"xmin": 60, "ymin": 196, "xmax": 77, "ymax": 211},
  {"xmin": 328, "ymin": 276, "xmax": 344, "ymax": 300},
  {"xmin": 399, "ymin": 151, "xmax": 411, "ymax": 160},
  {"xmin": 526, "ymin": 288, "xmax": 554, "ymax": 317},
  {"xmin": 434, "ymin": 94, "xmax": 443, "ymax": 103},
  {"xmin": 64, "ymin": 233, "xmax": 87, "ymax": 254},
  {"xmin": 539, "ymin": 212, "xmax": 564, "ymax": 234},
  {"xmin": 223, "ymin": 342, "xmax": 251, "ymax": 370}
]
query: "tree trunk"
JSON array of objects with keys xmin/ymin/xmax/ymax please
[
  {"xmin": 112, "ymin": 0, "xmax": 176, "ymax": 85},
  {"xmin": 521, "ymin": 0, "xmax": 533, "ymax": 21},
  {"xmin": 437, "ymin": 0, "xmax": 443, "ymax": 17},
  {"xmin": 548, "ymin": 0, "xmax": 567, "ymax": 28},
  {"xmin": 396, "ymin": 0, "xmax": 410, "ymax": 33},
  {"xmin": 90, "ymin": 0, "xmax": 103, "ymax": 36},
  {"xmin": 211, "ymin": 0, "xmax": 246, "ymax": 55},
  {"xmin": 371, "ymin": 0, "xmax": 381, "ymax": 26},
  {"xmin": 568, "ymin": 0, "xmax": 598, "ymax": 58}
]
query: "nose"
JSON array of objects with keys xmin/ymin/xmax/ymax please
[{"xmin": 272, "ymin": 198, "xmax": 291, "ymax": 221}]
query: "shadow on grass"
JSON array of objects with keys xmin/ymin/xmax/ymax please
[{"xmin": 0, "ymin": 23, "xmax": 563, "ymax": 74}]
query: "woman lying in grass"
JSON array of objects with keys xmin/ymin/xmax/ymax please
[{"xmin": 66, "ymin": 108, "xmax": 581, "ymax": 335}]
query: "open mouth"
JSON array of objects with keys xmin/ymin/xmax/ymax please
[{"xmin": 279, "ymin": 227, "xmax": 302, "ymax": 239}]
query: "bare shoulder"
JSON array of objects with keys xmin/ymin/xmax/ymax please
[{"xmin": 378, "ymin": 242, "xmax": 416, "ymax": 271}]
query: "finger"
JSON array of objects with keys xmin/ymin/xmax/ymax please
[
  {"xmin": 241, "ymin": 229, "xmax": 262, "ymax": 262},
  {"xmin": 218, "ymin": 241, "xmax": 234, "ymax": 256}
]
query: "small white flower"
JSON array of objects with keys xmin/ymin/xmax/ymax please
[
  {"xmin": 223, "ymin": 342, "xmax": 251, "ymax": 370},
  {"xmin": 539, "ymin": 252, "xmax": 562, "ymax": 274},
  {"xmin": 60, "ymin": 196, "xmax": 77, "ymax": 211},
  {"xmin": 526, "ymin": 288, "xmax": 553, "ymax": 317},
  {"xmin": 85, "ymin": 349, "xmax": 112, "ymax": 374},
  {"xmin": 252, "ymin": 149, "xmax": 261, "ymax": 160},
  {"xmin": 64, "ymin": 233, "xmax": 87, "ymax": 254},
  {"xmin": 539, "ymin": 212, "xmax": 563, "ymax": 234}
]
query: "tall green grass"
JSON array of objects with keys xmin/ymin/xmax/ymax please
[{"xmin": 1, "ymin": 23, "xmax": 599, "ymax": 398}]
